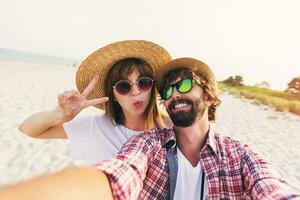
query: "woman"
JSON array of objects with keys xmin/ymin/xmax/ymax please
[{"xmin": 18, "ymin": 40, "xmax": 172, "ymax": 165}]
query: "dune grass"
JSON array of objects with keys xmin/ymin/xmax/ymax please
[{"xmin": 218, "ymin": 82, "xmax": 300, "ymax": 115}]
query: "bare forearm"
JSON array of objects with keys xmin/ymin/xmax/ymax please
[
  {"xmin": 0, "ymin": 167, "xmax": 114, "ymax": 200},
  {"xmin": 18, "ymin": 107, "xmax": 60, "ymax": 137}
]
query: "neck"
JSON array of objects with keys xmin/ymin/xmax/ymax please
[
  {"xmin": 123, "ymin": 113, "xmax": 146, "ymax": 131},
  {"xmin": 174, "ymin": 112, "xmax": 210, "ymax": 167}
]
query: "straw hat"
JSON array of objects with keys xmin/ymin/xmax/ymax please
[
  {"xmin": 76, "ymin": 40, "xmax": 172, "ymax": 109},
  {"xmin": 156, "ymin": 57, "xmax": 218, "ymax": 94}
]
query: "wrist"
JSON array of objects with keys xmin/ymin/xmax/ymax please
[{"xmin": 50, "ymin": 106, "xmax": 64, "ymax": 126}]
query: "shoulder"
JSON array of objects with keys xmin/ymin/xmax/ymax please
[
  {"xmin": 214, "ymin": 133, "xmax": 242, "ymax": 148},
  {"xmin": 214, "ymin": 133, "xmax": 245, "ymax": 159},
  {"xmin": 70, "ymin": 112, "xmax": 114, "ymax": 127},
  {"xmin": 63, "ymin": 112, "xmax": 114, "ymax": 135},
  {"xmin": 138, "ymin": 127, "xmax": 174, "ymax": 142},
  {"xmin": 115, "ymin": 128, "xmax": 163, "ymax": 160},
  {"xmin": 63, "ymin": 115, "xmax": 97, "ymax": 131},
  {"xmin": 123, "ymin": 128, "xmax": 173, "ymax": 150},
  {"xmin": 214, "ymin": 133, "xmax": 265, "ymax": 162},
  {"xmin": 130, "ymin": 128, "xmax": 161, "ymax": 144},
  {"xmin": 66, "ymin": 114, "xmax": 99, "ymax": 124}
]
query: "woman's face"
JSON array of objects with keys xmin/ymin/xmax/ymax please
[{"xmin": 113, "ymin": 67, "xmax": 152, "ymax": 119}]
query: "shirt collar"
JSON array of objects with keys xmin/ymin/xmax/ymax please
[
  {"xmin": 205, "ymin": 127, "xmax": 217, "ymax": 155},
  {"xmin": 159, "ymin": 126, "xmax": 218, "ymax": 155},
  {"xmin": 159, "ymin": 128, "xmax": 176, "ymax": 149}
]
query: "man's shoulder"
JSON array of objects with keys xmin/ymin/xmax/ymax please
[
  {"xmin": 213, "ymin": 133, "xmax": 245, "ymax": 158},
  {"xmin": 214, "ymin": 133, "xmax": 242, "ymax": 146}
]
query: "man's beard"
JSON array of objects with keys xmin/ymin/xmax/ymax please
[{"xmin": 167, "ymin": 98, "xmax": 206, "ymax": 127}]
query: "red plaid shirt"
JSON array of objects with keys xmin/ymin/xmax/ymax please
[{"xmin": 95, "ymin": 128, "xmax": 299, "ymax": 200}]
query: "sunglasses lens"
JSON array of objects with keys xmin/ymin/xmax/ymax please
[
  {"xmin": 138, "ymin": 77, "xmax": 153, "ymax": 91},
  {"xmin": 161, "ymin": 78, "xmax": 193, "ymax": 100},
  {"xmin": 115, "ymin": 81, "xmax": 131, "ymax": 95},
  {"xmin": 178, "ymin": 78, "xmax": 192, "ymax": 93},
  {"xmin": 162, "ymin": 86, "xmax": 173, "ymax": 100},
  {"xmin": 166, "ymin": 87, "xmax": 173, "ymax": 99}
]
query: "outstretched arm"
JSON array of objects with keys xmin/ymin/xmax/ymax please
[
  {"xmin": 241, "ymin": 144, "xmax": 300, "ymax": 199},
  {"xmin": 0, "ymin": 130, "xmax": 160, "ymax": 200},
  {"xmin": 0, "ymin": 167, "xmax": 113, "ymax": 200}
]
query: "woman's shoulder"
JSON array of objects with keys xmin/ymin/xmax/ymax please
[
  {"xmin": 64, "ymin": 110, "xmax": 110, "ymax": 129},
  {"xmin": 94, "ymin": 112, "xmax": 116, "ymax": 128}
]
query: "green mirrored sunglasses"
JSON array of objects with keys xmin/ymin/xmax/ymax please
[{"xmin": 161, "ymin": 77, "xmax": 195, "ymax": 100}]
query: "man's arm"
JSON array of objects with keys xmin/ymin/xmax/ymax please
[
  {"xmin": 95, "ymin": 131, "xmax": 159, "ymax": 200},
  {"xmin": 241, "ymin": 144, "xmax": 300, "ymax": 199},
  {"xmin": 0, "ymin": 130, "xmax": 159, "ymax": 200},
  {"xmin": 0, "ymin": 167, "xmax": 113, "ymax": 200}
]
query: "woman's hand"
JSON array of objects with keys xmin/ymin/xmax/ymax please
[{"xmin": 55, "ymin": 75, "xmax": 109, "ymax": 124}]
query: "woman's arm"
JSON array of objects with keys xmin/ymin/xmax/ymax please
[
  {"xmin": 18, "ymin": 106, "xmax": 67, "ymax": 139},
  {"xmin": 19, "ymin": 76, "xmax": 108, "ymax": 139}
]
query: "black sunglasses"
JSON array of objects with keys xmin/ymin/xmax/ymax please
[{"xmin": 113, "ymin": 77, "xmax": 154, "ymax": 95}]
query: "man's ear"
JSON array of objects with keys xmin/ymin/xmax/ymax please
[
  {"xmin": 207, "ymin": 100, "xmax": 213, "ymax": 107},
  {"xmin": 204, "ymin": 94, "xmax": 213, "ymax": 107}
]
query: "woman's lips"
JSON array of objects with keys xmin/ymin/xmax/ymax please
[{"xmin": 133, "ymin": 101, "xmax": 143, "ymax": 108}]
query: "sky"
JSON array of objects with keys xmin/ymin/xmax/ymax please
[{"xmin": 1, "ymin": 0, "xmax": 299, "ymax": 90}]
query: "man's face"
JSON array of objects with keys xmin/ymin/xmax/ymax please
[{"xmin": 163, "ymin": 76, "xmax": 210, "ymax": 127}]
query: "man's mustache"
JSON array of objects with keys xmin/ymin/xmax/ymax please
[{"xmin": 168, "ymin": 98, "xmax": 193, "ymax": 111}]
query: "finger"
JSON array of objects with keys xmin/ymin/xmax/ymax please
[
  {"xmin": 83, "ymin": 97, "xmax": 109, "ymax": 107},
  {"xmin": 62, "ymin": 90, "xmax": 80, "ymax": 99},
  {"xmin": 58, "ymin": 94, "xmax": 66, "ymax": 107},
  {"xmin": 81, "ymin": 75, "xmax": 99, "ymax": 97},
  {"xmin": 59, "ymin": 96, "xmax": 75, "ymax": 115}
]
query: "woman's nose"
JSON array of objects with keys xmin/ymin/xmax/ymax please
[{"xmin": 130, "ymin": 83, "xmax": 141, "ymax": 96}]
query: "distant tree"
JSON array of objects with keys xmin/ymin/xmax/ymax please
[
  {"xmin": 285, "ymin": 76, "xmax": 300, "ymax": 94},
  {"xmin": 255, "ymin": 81, "xmax": 270, "ymax": 89},
  {"xmin": 223, "ymin": 75, "xmax": 244, "ymax": 86}
]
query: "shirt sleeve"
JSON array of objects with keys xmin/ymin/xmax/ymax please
[
  {"xmin": 63, "ymin": 115, "xmax": 95, "ymax": 139},
  {"xmin": 241, "ymin": 144, "xmax": 300, "ymax": 199},
  {"xmin": 94, "ymin": 132, "xmax": 159, "ymax": 200}
]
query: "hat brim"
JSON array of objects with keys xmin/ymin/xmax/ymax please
[
  {"xmin": 76, "ymin": 40, "xmax": 172, "ymax": 110},
  {"xmin": 156, "ymin": 57, "xmax": 217, "ymax": 92}
]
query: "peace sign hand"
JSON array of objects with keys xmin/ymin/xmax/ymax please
[{"xmin": 55, "ymin": 75, "xmax": 109, "ymax": 124}]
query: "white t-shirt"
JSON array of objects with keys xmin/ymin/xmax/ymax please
[
  {"xmin": 63, "ymin": 112, "xmax": 141, "ymax": 165},
  {"xmin": 174, "ymin": 148, "xmax": 208, "ymax": 200}
]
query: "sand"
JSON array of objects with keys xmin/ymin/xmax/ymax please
[{"xmin": 0, "ymin": 61, "xmax": 299, "ymax": 192}]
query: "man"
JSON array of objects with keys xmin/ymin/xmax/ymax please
[
  {"xmin": 94, "ymin": 57, "xmax": 299, "ymax": 199},
  {"xmin": 0, "ymin": 58, "xmax": 299, "ymax": 200}
]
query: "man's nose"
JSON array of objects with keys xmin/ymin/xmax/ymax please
[{"xmin": 171, "ymin": 87, "xmax": 181, "ymax": 99}]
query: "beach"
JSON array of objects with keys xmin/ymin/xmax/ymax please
[{"xmin": 0, "ymin": 61, "xmax": 299, "ymax": 192}]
